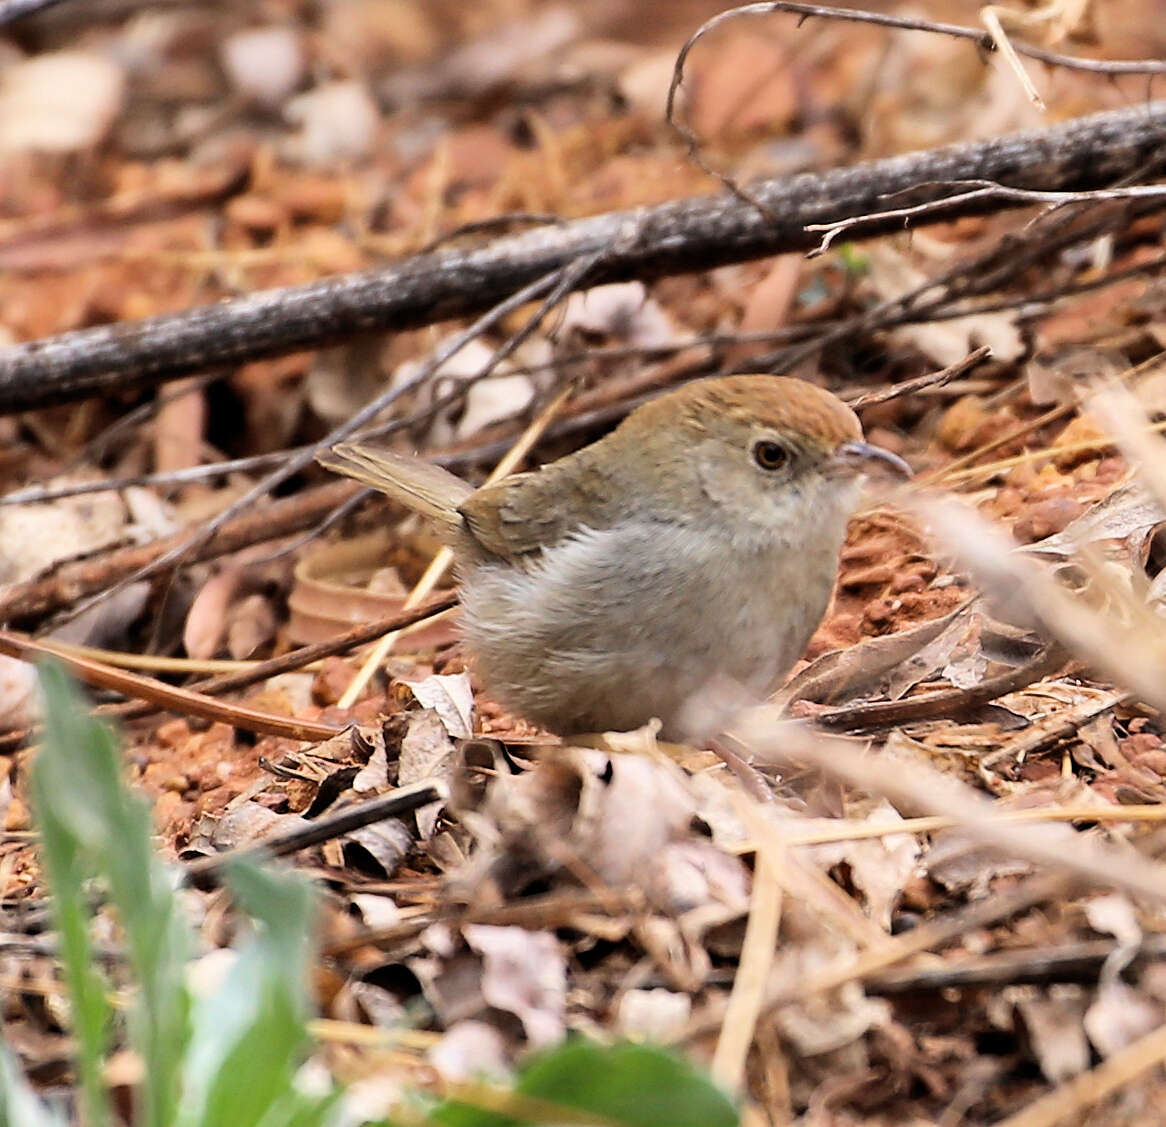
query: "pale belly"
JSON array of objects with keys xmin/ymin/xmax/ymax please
[{"xmin": 459, "ymin": 520, "xmax": 843, "ymax": 740}]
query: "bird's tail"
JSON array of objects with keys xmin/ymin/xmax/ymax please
[{"xmin": 317, "ymin": 443, "xmax": 473, "ymax": 542}]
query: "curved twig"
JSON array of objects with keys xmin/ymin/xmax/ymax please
[{"xmin": 666, "ymin": 2, "xmax": 1166, "ymax": 208}]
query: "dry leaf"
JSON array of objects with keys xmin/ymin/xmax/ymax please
[
  {"xmin": 1027, "ymin": 482, "xmax": 1162, "ymax": 559},
  {"xmin": 227, "ymin": 593, "xmax": 277, "ymax": 660},
  {"xmin": 462, "ymin": 924, "xmax": 566, "ymax": 1048},
  {"xmin": 455, "ymin": 374, "xmax": 535, "ymax": 441},
  {"xmin": 209, "ymin": 803, "xmax": 311, "ymax": 851},
  {"xmin": 154, "ymin": 377, "xmax": 205, "ymax": 476},
  {"xmin": 467, "ymin": 745, "xmax": 700, "ymax": 896},
  {"xmin": 343, "ymin": 819, "xmax": 414, "ymax": 878},
  {"xmin": 615, "ymin": 988, "xmax": 692, "ymax": 1041},
  {"xmin": 558, "ymin": 282, "xmax": 682, "ymax": 348},
  {"xmin": 780, "ymin": 600, "xmax": 974, "ymax": 707},
  {"xmin": 399, "ymin": 710, "xmax": 458, "ymax": 839},
  {"xmin": 775, "ymin": 975, "xmax": 888, "ymax": 1056},
  {"xmin": 220, "ymin": 25, "xmax": 305, "ymax": 108},
  {"xmin": 724, "ymin": 255, "xmax": 801, "ymax": 367},
  {"xmin": 381, "ymin": 6, "xmax": 580, "ymax": 102},
  {"xmin": 1016, "ymin": 990, "xmax": 1090, "ymax": 1082},
  {"xmin": 0, "ymin": 489, "xmax": 128, "ymax": 585},
  {"xmin": 429, "ymin": 1020, "xmax": 511, "ymax": 1083},
  {"xmin": 869, "ymin": 246, "xmax": 1024, "ymax": 366},
  {"xmin": 184, "ymin": 569, "xmax": 242, "ymax": 660},
  {"xmin": 805, "ymin": 801, "xmax": 921, "ymax": 929},
  {"xmin": 1084, "ymin": 981, "xmax": 1163, "ymax": 1058},
  {"xmin": 0, "ymin": 656, "xmax": 38, "ymax": 731},
  {"xmin": 349, "ymin": 893, "xmax": 401, "ymax": 931},
  {"xmin": 352, "ymin": 731, "xmax": 389, "ymax": 794},
  {"xmin": 399, "ymin": 673, "xmax": 474, "ymax": 739},
  {"xmin": 1084, "ymin": 893, "xmax": 1142, "ymax": 948},
  {"xmin": 0, "ymin": 52, "xmax": 125, "ymax": 153},
  {"xmin": 643, "ymin": 838, "xmax": 751, "ymax": 919},
  {"xmin": 581, "ymin": 751, "xmax": 697, "ymax": 886},
  {"xmin": 285, "ymin": 79, "xmax": 380, "ymax": 164},
  {"xmin": 1026, "ymin": 346, "xmax": 1127, "ymax": 407}
]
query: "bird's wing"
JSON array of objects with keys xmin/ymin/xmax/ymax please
[{"xmin": 456, "ymin": 470, "xmax": 575, "ymax": 559}]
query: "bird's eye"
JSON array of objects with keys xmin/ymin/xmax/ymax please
[{"xmin": 752, "ymin": 440, "xmax": 788, "ymax": 471}]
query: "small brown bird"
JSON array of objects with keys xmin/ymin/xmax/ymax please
[{"xmin": 318, "ymin": 375, "xmax": 909, "ymax": 741}]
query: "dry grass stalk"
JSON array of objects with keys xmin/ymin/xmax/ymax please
[
  {"xmin": 992, "ymin": 1020, "xmax": 1166, "ymax": 1127},
  {"xmin": 730, "ymin": 715, "xmax": 1166, "ymax": 905},
  {"xmin": 710, "ymin": 797, "xmax": 784, "ymax": 1093}
]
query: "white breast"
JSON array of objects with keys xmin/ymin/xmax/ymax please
[{"xmin": 458, "ymin": 493, "xmax": 853, "ymax": 740}]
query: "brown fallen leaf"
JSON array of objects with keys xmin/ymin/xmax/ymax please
[
  {"xmin": 778, "ymin": 599, "xmax": 975, "ymax": 708},
  {"xmin": 183, "ymin": 568, "xmax": 242, "ymax": 660},
  {"xmin": 462, "ymin": 924, "xmax": 567, "ymax": 1048},
  {"xmin": 227, "ymin": 593, "xmax": 277, "ymax": 660}
]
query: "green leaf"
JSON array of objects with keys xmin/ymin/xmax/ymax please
[
  {"xmin": 433, "ymin": 1041, "xmax": 738, "ymax": 1127},
  {"xmin": 34, "ymin": 661, "xmax": 190, "ymax": 1127},
  {"xmin": 32, "ymin": 664, "xmax": 116, "ymax": 1127},
  {"xmin": 251, "ymin": 1088, "xmax": 342, "ymax": 1127},
  {"xmin": 177, "ymin": 859, "xmax": 317, "ymax": 1127},
  {"xmin": 835, "ymin": 243, "xmax": 869, "ymax": 275}
]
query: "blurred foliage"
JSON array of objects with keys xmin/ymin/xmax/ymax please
[{"xmin": 0, "ymin": 666, "xmax": 737, "ymax": 1127}]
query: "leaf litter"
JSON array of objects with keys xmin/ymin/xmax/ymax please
[{"xmin": 3, "ymin": 1, "xmax": 1166, "ymax": 1123}]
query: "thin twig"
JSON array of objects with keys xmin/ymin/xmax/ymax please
[
  {"xmin": 0, "ymin": 480, "xmax": 359, "ymax": 625},
  {"xmin": 14, "ymin": 217, "xmax": 1157, "ymax": 513},
  {"xmin": 241, "ymin": 488, "xmax": 371, "ymax": 566},
  {"xmin": 754, "ymin": 165, "xmax": 1166, "ymax": 378},
  {"xmin": 0, "ymin": 630, "xmax": 342, "ymax": 741},
  {"xmin": 849, "ymin": 346, "xmax": 992, "ymax": 409},
  {"xmin": 733, "ymin": 714, "xmax": 1166, "ymax": 904},
  {"xmin": 866, "ymin": 934, "xmax": 1166, "ymax": 995},
  {"xmin": 980, "ymin": 7, "xmax": 1045, "ymax": 110},
  {"xmin": 994, "ymin": 1021, "xmax": 1166, "ymax": 1127},
  {"xmin": 0, "ymin": 448, "xmax": 296, "ymax": 506},
  {"xmin": 1, "ymin": 102, "xmax": 1164, "ymax": 410},
  {"xmin": 667, "ymin": 3, "xmax": 1165, "ymax": 212},
  {"xmin": 418, "ymin": 212, "xmax": 564, "ymax": 254},
  {"xmin": 981, "ymin": 690, "xmax": 1134, "ymax": 768},
  {"xmin": 183, "ymin": 779, "xmax": 449, "ymax": 887},
  {"xmin": 682, "ymin": 871, "xmax": 1073, "ymax": 1041},
  {"xmin": 812, "ymin": 644, "xmax": 1065, "ymax": 730},
  {"xmin": 96, "ymin": 590, "xmax": 459, "ymax": 724},
  {"xmin": 806, "ymin": 181, "xmax": 1166, "ymax": 254},
  {"xmin": 67, "ymin": 371, "xmax": 223, "ymax": 471},
  {"xmin": 711, "ymin": 800, "xmax": 785, "ymax": 1093},
  {"xmin": 51, "ymin": 261, "xmax": 595, "ymax": 631}
]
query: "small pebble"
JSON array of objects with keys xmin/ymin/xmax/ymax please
[{"xmin": 220, "ymin": 25, "xmax": 304, "ymax": 108}]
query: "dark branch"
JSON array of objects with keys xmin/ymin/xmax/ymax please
[{"xmin": 1, "ymin": 101, "xmax": 1164, "ymax": 412}]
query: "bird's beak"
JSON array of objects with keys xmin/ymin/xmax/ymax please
[{"xmin": 831, "ymin": 440, "xmax": 912, "ymax": 480}]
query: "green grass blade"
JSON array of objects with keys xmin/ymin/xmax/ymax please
[
  {"xmin": 32, "ymin": 664, "xmax": 116, "ymax": 1127},
  {"xmin": 178, "ymin": 859, "xmax": 318, "ymax": 1127},
  {"xmin": 34, "ymin": 662, "xmax": 190, "ymax": 1127},
  {"xmin": 250, "ymin": 1088, "xmax": 341, "ymax": 1127}
]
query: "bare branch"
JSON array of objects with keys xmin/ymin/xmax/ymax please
[
  {"xmin": 666, "ymin": 3, "xmax": 1166, "ymax": 207},
  {"xmin": 1, "ymin": 102, "xmax": 1164, "ymax": 412}
]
